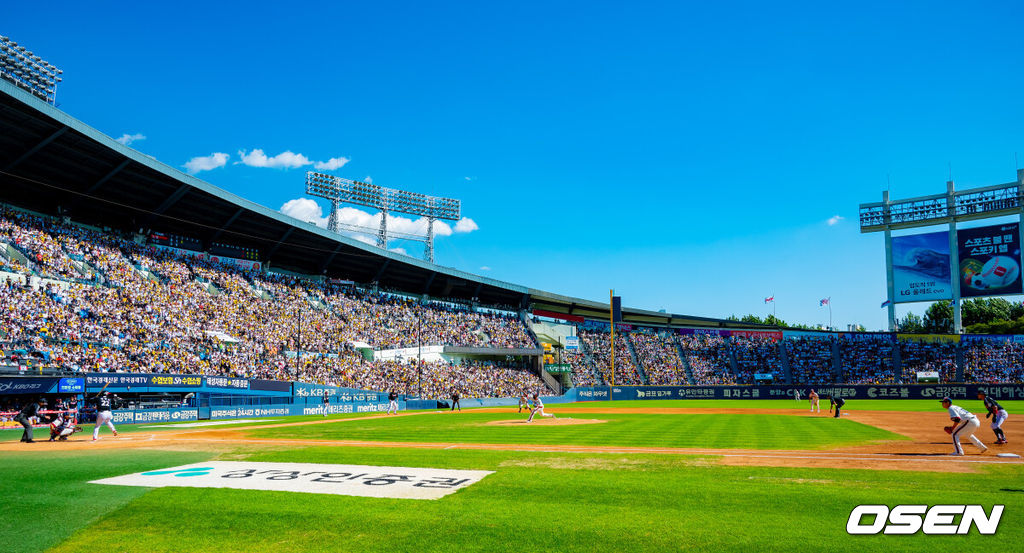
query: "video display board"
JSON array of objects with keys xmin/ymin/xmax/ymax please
[
  {"xmin": 958, "ymin": 223, "xmax": 1022, "ymax": 297},
  {"xmin": 892, "ymin": 231, "xmax": 952, "ymax": 303}
]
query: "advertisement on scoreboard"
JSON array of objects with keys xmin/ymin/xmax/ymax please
[
  {"xmin": 958, "ymin": 223, "xmax": 1023, "ymax": 297},
  {"xmin": 891, "ymin": 231, "xmax": 952, "ymax": 303}
]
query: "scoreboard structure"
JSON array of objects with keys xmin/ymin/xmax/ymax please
[{"xmin": 860, "ymin": 169, "xmax": 1024, "ymax": 332}]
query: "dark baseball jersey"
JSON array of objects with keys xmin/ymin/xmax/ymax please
[
  {"xmin": 96, "ymin": 395, "xmax": 113, "ymax": 411},
  {"xmin": 982, "ymin": 396, "xmax": 1004, "ymax": 416}
]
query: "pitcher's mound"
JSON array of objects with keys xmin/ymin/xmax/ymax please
[{"xmin": 485, "ymin": 418, "xmax": 608, "ymax": 426}]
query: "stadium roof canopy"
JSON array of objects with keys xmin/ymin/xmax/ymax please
[{"xmin": 0, "ymin": 80, "xmax": 761, "ymax": 330}]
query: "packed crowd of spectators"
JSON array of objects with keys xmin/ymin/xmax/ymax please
[
  {"xmin": 899, "ymin": 340, "xmax": 957, "ymax": 383},
  {"xmin": 630, "ymin": 332, "xmax": 687, "ymax": 385},
  {"xmin": 840, "ymin": 337, "xmax": 897, "ymax": 384},
  {"xmin": 963, "ymin": 338, "xmax": 1024, "ymax": 383},
  {"xmin": 731, "ymin": 336, "xmax": 784, "ymax": 384},
  {"xmin": 677, "ymin": 334, "xmax": 735, "ymax": 385},
  {"xmin": 786, "ymin": 337, "xmax": 834, "ymax": 386},
  {"xmin": 0, "ymin": 210, "xmax": 543, "ymax": 399},
  {"xmin": 579, "ymin": 329, "xmax": 644, "ymax": 385},
  {"xmin": 561, "ymin": 349, "xmax": 600, "ymax": 387}
]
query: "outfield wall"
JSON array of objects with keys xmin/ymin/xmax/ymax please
[{"xmin": 572, "ymin": 384, "xmax": 1024, "ymax": 401}]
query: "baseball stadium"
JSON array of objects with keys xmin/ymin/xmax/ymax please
[{"xmin": 3, "ymin": 12, "xmax": 1024, "ymax": 553}]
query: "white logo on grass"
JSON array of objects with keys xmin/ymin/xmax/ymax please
[{"xmin": 846, "ymin": 505, "xmax": 1003, "ymax": 535}]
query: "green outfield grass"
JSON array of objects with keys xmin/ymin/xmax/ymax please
[
  {"xmin": 246, "ymin": 411, "xmax": 906, "ymax": 450},
  {"xmin": 2, "ymin": 445, "xmax": 1021, "ymax": 553}
]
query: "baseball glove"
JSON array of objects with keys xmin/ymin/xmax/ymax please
[{"xmin": 943, "ymin": 426, "xmax": 954, "ymax": 435}]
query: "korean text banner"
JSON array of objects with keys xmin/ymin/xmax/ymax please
[
  {"xmin": 958, "ymin": 223, "xmax": 1023, "ymax": 297},
  {"xmin": 891, "ymin": 231, "xmax": 952, "ymax": 303}
]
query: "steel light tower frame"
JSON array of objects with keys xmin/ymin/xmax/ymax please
[
  {"xmin": 860, "ymin": 169, "xmax": 1024, "ymax": 333},
  {"xmin": 305, "ymin": 171, "xmax": 461, "ymax": 264},
  {"xmin": 0, "ymin": 36, "xmax": 62, "ymax": 105}
]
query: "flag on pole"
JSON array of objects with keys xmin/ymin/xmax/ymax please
[
  {"xmin": 764, "ymin": 296, "xmax": 774, "ymax": 304},
  {"xmin": 880, "ymin": 300, "xmax": 892, "ymax": 308},
  {"xmin": 820, "ymin": 298, "xmax": 830, "ymax": 306}
]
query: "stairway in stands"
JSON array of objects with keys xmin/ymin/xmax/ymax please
[
  {"xmin": 674, "ymin": 339, "xmax": 697, "ymax": 385},
  {"xmin": 626, "ymin": 334, "xmax": 649, "ymax": 384}
]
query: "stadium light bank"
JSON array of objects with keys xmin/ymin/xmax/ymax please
[
  {"xmin": 305, "ymin": 171, "xmax": 461, "ymax": 264},
  {"xmin": 0, "ymin": 36, "xmax": 62, "ymax": 105}
]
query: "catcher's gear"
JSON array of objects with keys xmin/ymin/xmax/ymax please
[{"xmin": 944, "ymin": 426, "xmax": 954, "ymax": 435}]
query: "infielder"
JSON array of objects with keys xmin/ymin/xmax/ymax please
[
  {"xmin": 92, "ymin": 391, "xmax": 118, "ymax": 441},
  {"xmin": 809, "ymin": 389, "xmax": 820, "ymax": 413},
  {"xmin": 526, "ymin": 393, "xmax": 555, "ymax": 423},
  {"xmin": 977, "ymin": 391, "xmax": 1008, "ymax": 444},
  {"xmin": 386, "ymin": 390, "xmax": 399, "ymax": 415},
  {"xmin": 941, "ymin": 396, "xmax": 987, "ymax": 455},
  {"xmin": 518, "ymin": 393, "xmax": 530, "ymax": 413}
]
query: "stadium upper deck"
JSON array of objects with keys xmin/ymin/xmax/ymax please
[{"xmin": 0, "ymin": 78, "xmax": 762, "ymax": 330}]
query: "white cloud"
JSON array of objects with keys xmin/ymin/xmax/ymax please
[
  {"xmin": 827, "ymin": 215, "xmax": 844, "ymax": 226},
  {"xmin": 238, "ymin": 149, "xmax": 312, "ymax": 169},
  {"xmin": 280, "ymin": 198, "xmax": 327, "ymax": 226},
  {"xmin": 314, "ymin": 156, "xmax": 351, "ymax": 171},
  {"xmin": 184, "ymin": 152, "xmax": 229, "ymax": 174},
  {"xmin": 454, "ymin": 217, "xmax": 479, "ymax": 233},
  {"xmin": 363, "ymin": 176, "xmax": 373, "ymax": 184},
  {"xmin": 464, "ymin": 176, "xmax": 474, "ymax": 181},
  {"xmin": 479, "ymin": 266, "xmax": 491, "ymax": 271},
  {"xmin": 389, "ymin": 247, "xmax": 408, "ymax": 255},
  {"xmin": 116, "ymin": 133, "xmax": 146, "ymax": 146}
]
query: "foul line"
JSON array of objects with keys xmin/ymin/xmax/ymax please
[{"xmin": 173, "ymin": 437, "xmax": 1024, "ymax": 465}]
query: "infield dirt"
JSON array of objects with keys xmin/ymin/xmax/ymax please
[{"xmin": 3, "ymin": 407, "xmax": 1020, "ymax": 473}]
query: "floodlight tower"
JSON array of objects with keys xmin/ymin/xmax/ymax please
[
  {"xmin": 305, "ymin": 172, "xmax": 461, "ymax": 264},
  {"xmin": 0, "ymin": 36, "xmax": 62, "ymax": 105}
]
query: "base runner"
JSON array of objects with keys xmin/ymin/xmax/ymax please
[
  {"xmin": 941, "ymin": 396, "xmax": 987, "ymax": 455},
  {"xmin": 977, "ymin": 391, "xmax": 1008, "ymax": 444}
]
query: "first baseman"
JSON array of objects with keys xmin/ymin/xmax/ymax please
[
  {"xmin": 941, "ymin": 396, "xmax": 987, "ymax": 455},
  {"xmin": 977, "ymin": 391, "xmax": 1008, "ymax": 444},
  {"xmin": 809, "ymin": 389, "xmax": 820, "ymax": 413}
]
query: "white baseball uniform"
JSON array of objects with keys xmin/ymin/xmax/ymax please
[
  {"xmin": 948, "ymin": 404, "xmax": 986, "ymax": 455},
  {"xmin": 527, "ymin": 397, "xmax": 555, "ymax": 422}
]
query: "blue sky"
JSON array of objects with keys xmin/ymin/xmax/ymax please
[{"xmin": 7, "ymin": 1, "xmax": 1024, "ymax": 329}]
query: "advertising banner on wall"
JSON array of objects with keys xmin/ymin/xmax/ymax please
[
  {"xmin": 892, "ymin": 231, "xmax": 952, "ymax": 303},
  {"xmin": 958, "ymin": 223, "xmax": 1023, "ymax": 297},
  {"xmin": 573, "ymin": 383, "xmax": 1024, "ymax": 401}
]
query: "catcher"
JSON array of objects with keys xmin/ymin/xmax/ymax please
[
  {"xmin": 49, "ymin": 411, "xmax": 82, "ymax": 442},
  {"xmin": 941, "ymin": 397, "xmax": 987, "ymax": 456}
]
